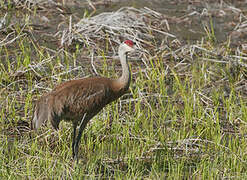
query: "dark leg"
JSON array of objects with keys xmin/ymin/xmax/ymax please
[
  {"xmin": 106, "ymin": 116, "xmax": 113, "ymax": 131},
  {"xmin": 73, "ymin": 114, "xmax": 88, "ymax": 162},
  {"xmin": 72, "ymin": 122, "xmax": 77, "ymax": 158}
]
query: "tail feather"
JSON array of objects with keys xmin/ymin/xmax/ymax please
[{"xmin": 32, "ymin": 96, "xmax": 51, "ymax": 130}]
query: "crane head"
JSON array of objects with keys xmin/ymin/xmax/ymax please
[{"xmin": 120, "ymin": 40, "xmax": 135, "ymax": 53}]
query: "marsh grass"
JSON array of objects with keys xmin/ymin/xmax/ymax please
[{"xmin": 0, "ymin": 1, "xmax": 247, "ymax": 179}]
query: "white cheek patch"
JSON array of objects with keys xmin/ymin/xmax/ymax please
[{"xmin": 123, "ymin": 44, "xmax": 135, "ymax": 52}]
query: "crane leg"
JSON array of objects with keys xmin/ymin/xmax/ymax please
[
  {"xmin": 73, "ymin": 114, "xmax": 88, "ymax": 162},
  {"xmin": 106, "ymin": 116, "xmax": 113, "ymax": 131},
  {"xmin": 72, "ymin": 122, "xmax": 77, "ymax": 158}
]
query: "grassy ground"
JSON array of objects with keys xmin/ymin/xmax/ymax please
[{"xmin": 0, "ymin": 1, "xmax": 247, "ymax": 179}]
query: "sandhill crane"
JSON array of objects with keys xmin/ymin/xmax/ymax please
[{"xmin": 32, "ymin": 40, "xmax": 136, "ymax": 161}]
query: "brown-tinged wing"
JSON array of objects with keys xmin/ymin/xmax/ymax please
[{"xmin": 50, "ymin": 79, "xmax": 112, "ymax": 128}]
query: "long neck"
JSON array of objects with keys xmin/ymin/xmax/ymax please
[{"xmin": 115, "ymin": 48, "xmax": 131, "ymax": 91}]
